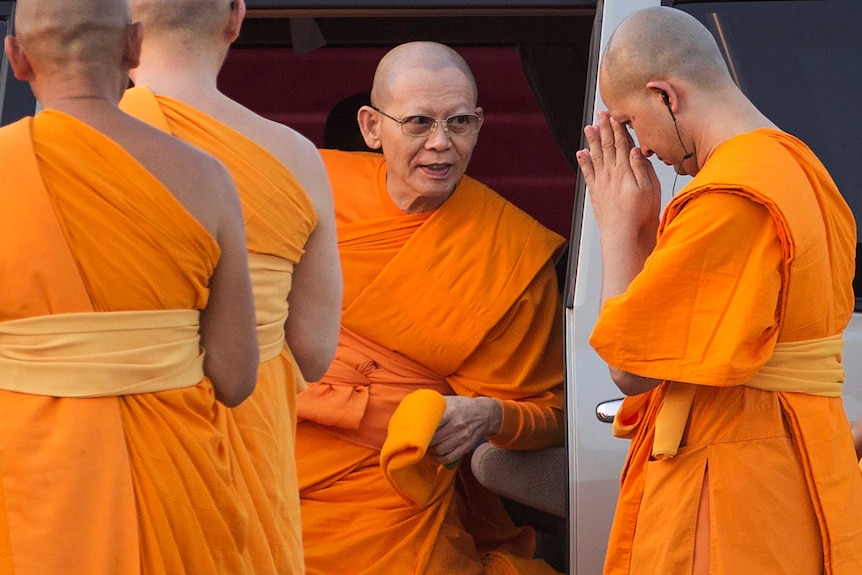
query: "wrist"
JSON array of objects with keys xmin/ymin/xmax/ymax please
[{"xmin": 484, "ymin": 397, "xmax": 503, "ymax": 436}]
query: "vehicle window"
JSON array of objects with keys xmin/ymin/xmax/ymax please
[
  {"xmin": 0, "ymin": 3, "xmax": 38, "ymax": 126},
  {"xmin": 679, "ymin": 0, "xmax": 862, "ymax": 303}
]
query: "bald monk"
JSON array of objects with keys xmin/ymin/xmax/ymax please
[
  {"xmin": 576, "ymin": 7, "xmax": 862, "ymax": 574},
  {"xmin": 295, "ymin": 41, "xmax": 566, "ymax": 575},
  {"xmin": 120, "ymin": 0, "xmax": 341, "ymax": 572},
  {"xmin": 0, "ymin": 0, "xmax": 263, "ymax": 574}
]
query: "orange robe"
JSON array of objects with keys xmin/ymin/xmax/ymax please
[
  {"xmin": 296, "ymin": 150, "xmax": 566, "ymax": 574},
  {"xmin": 122, "ymin": 85, "xmax": 318, "ymax": 574},
  {"xmin": 591, "ymin": 129, "xmax": 862, "ymax": 574},
  {"xmin": 0, "ymin": 111, "xmax": 253, "ymax": 574}
]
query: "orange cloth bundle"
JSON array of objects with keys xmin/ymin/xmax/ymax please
[{"xmin": 380, "ymin": 389, "xmax": 454, "ymax": 507}]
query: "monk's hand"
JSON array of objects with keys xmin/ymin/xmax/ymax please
[
  {"xmin": 576, "ymin": 111, "xmax": 661, "ymax": 252},
  {"xmin": 851, "ymin": 417, "xmax": 862, "ymax": 461},
  {"xmin": 428, "ymin": 396, "xmax": 502, "ymax": 467}
]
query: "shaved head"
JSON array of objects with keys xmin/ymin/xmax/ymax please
[
  {"xmin": 129, "ymin": 0, "xmax": 233, "ymax": 37},
  {"xmin": 371, "ymin": 41, "xmax": 477, "ymax": 109},
  {"xmin": 601, "ymin": 7, "xmax": 730, "ymax": 100},
  {"xmin": 14, "ymin": 0, "xmax": 132, "ymax": 73}
]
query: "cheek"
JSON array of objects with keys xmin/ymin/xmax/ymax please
[
  {"xmin": 453, "ymin": 139, "xmax": 477, "ymax": 161},
  {"xmin": 629, "ymin": 124, "xmax": 652, "ymax": 149}
]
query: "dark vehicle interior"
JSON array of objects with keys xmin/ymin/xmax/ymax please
[{"xmin": 222, "ymin": 3, "xmax": 599, "ymax": 242}]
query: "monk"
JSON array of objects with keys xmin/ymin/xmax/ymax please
[
  {"xmin": 295, "ymin": 41, "xmax": 566, "ymax": 575},
  {"xmin": 0, "ymin": 0, "xmax": 262, "ymax": 574},
  {"xmin": 575, "ymin": 7, "xmax": 862, "ymax": 575},
  {"xmin": 120, "ymin": 0, "xmax": 342, "ymax": 572}
]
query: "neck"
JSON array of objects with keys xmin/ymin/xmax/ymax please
[
  {"xmin": 388, "ymin": 187, "xmax": 454, "ymax": 214},
  {"xmin": 689, "ymin": 90, "xmax": 777, "ymax": 174},
  {"xmin": 38, "ymin": 92, "xmax": 129, "ymax": 136},
  {"xmin": 131, "ymin": 38, "xmax": 226, "ymax": 105},
  {"xmin": 35, "ymin": 75, "xmax": 126, "ymax": 113}
]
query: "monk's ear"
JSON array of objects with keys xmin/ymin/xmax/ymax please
[
  {"xmin": 646, "ymin": 80, "xmax": 676, "ymax": 110},
  {"xmin": 226, "ymin": 0, "xmax": 246, "ymax": 43},
  {"xmin": 5, "ymin": 36, "xmax": 33, "ymax": 82},
  {"xmin": 123, "ymin": 22, "xmax": 144, "ymax": 70},
  {"xmin": 357, "ymin": 105, "xmax": 383, "ymax": 150}
]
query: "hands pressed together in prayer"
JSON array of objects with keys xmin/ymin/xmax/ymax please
[
  {"xmin": 428, "ymin": 395, "xmax": 503, "ymax": 466},
  {"xmin": 576, "ymin": 111, "xmax": 661, "ymax": 265},
  {"xmin": 576, "ymin": 111, "xmax": 666, "ymax": 396}
]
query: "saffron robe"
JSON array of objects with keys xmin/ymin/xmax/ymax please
[
  {"xmin": 296, "ymin": 150, "xmax": 566, "ymax": 574},
  {"xmin": 591, "ymin": 129, "xmax": 862, "ymax": 574},
  {"xmin": 122, "ymin": 85, "xmax": 318, "ymax": 574},
  {"xmin": 0, "ymin": 111, "xmax": 254, "ymax": 574}
]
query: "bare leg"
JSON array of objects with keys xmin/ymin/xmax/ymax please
[{"xmin": 692, "ymin": 466, "xmax": 710, "ymax": 575}]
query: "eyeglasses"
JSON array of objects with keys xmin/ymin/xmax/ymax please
[{"xmin": 371, "ymin": 106, "xmax": 482, "ymax": 137}]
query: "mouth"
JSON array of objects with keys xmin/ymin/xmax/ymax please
[{"xmin": 420, "ymin": 163, "xmax": 453, "ymax": 178}]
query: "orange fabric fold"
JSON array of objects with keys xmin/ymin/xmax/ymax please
[
  {"xmin": 122, "ymin": 85, "xmax": 317, "ymax": 574},
  {"xmin": 327, "ymin": 149, "xmax": 565, "ymax": 376},
  {"xmin": 593, "ymin": 129, "xmax": 862, "ymax": 574},
  {"xmin": 297, "ymin": 150, "xmax": 565, "ymax": 574},
  {"xmin": 0, "ymin": 111, "xmax": 256, "ymax": 574},
  {"xmin": 298, "ymin": 327, "xmax": 453, "ymax": 451}
]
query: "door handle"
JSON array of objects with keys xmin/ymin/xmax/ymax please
[{"xmin": 595, "ymin": 398, "xmax": 625, "ymax": 423}]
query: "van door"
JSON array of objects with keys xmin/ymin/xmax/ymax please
[{"xmin": 565, "ymin": 2, "xmax": 676, "ymax": 572}]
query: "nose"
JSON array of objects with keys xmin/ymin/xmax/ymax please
[
  {"xmin": 641, "ymin": 144, "xmax": 655, "ymax": 158},
  {"xmin": 425, "ymin": 123, "xmax": 453, "ymax": 149}
]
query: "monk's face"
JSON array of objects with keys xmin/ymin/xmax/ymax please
[
  {"xmin": 376, "ymin": 66, "xmax": 482, "ymax": 211},
  {"xmin": 600, "ymin": 72, "xmax": 690, "ymax": 173}
]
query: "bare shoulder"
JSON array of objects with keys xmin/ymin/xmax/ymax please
[
  {"xmin": 111, "ymin": 113, "xmax": 240, "ymax": 235},
  {"xmin": 221, "ymin": 98, "xmax": 333, "ymax": 212},
  {"xmin": 264, "ymin": 120, "xmax": 333, "ymax": 211}
]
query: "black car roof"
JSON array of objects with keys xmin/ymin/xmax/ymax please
[{"xmin": 245, "ymin": 0, "xmax": 596, "ymax": 9}]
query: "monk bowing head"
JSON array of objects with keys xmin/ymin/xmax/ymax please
[
  {"xmin": 598, "ymin": 7, "xmax": 737, "ymax": 173},
  {"xmin": 358, "ymin": 41, "xmax": 484, "ymax": 214},
  {"xmin": 7, "ymin": 0, "xmax": 142, "ymax": 100}
]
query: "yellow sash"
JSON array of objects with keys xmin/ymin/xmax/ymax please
[
  {"xmin": 248, "ymin": 253, "xmax": 293, "ymax": 363},
  {"xmin": 651, "ymin": 334, "xmax": 844, "ymax": 459},
  {"xmin": 0, "ymin": 309, "xmax": 205, "ymax": 397}
]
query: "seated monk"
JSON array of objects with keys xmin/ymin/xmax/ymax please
[
  {"xmin": 0, "ymin": 0, "xmax": 261, "ymax": 573},
  {"xmin": 121, "ymin": 0, "xmax": 342, "ymax": 571},
  {"xmin": 295, "ymin": 41, "xmax": 566, "ymax": 575}
]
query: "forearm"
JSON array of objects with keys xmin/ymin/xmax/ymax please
[
  {"xmin": 597, "ymin": 230, "xmax": 663, "ymax": 396},
  {"xmin": 598, "ymin": 227, "xmax": 654, "ymax": 305},
  {"xmin": 488, "ymin": 390, "xmax": 565, "ymax": 450},
  {"xmin": 609, "ymin": 365, "xmax": 663, "ymax": 396}
]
